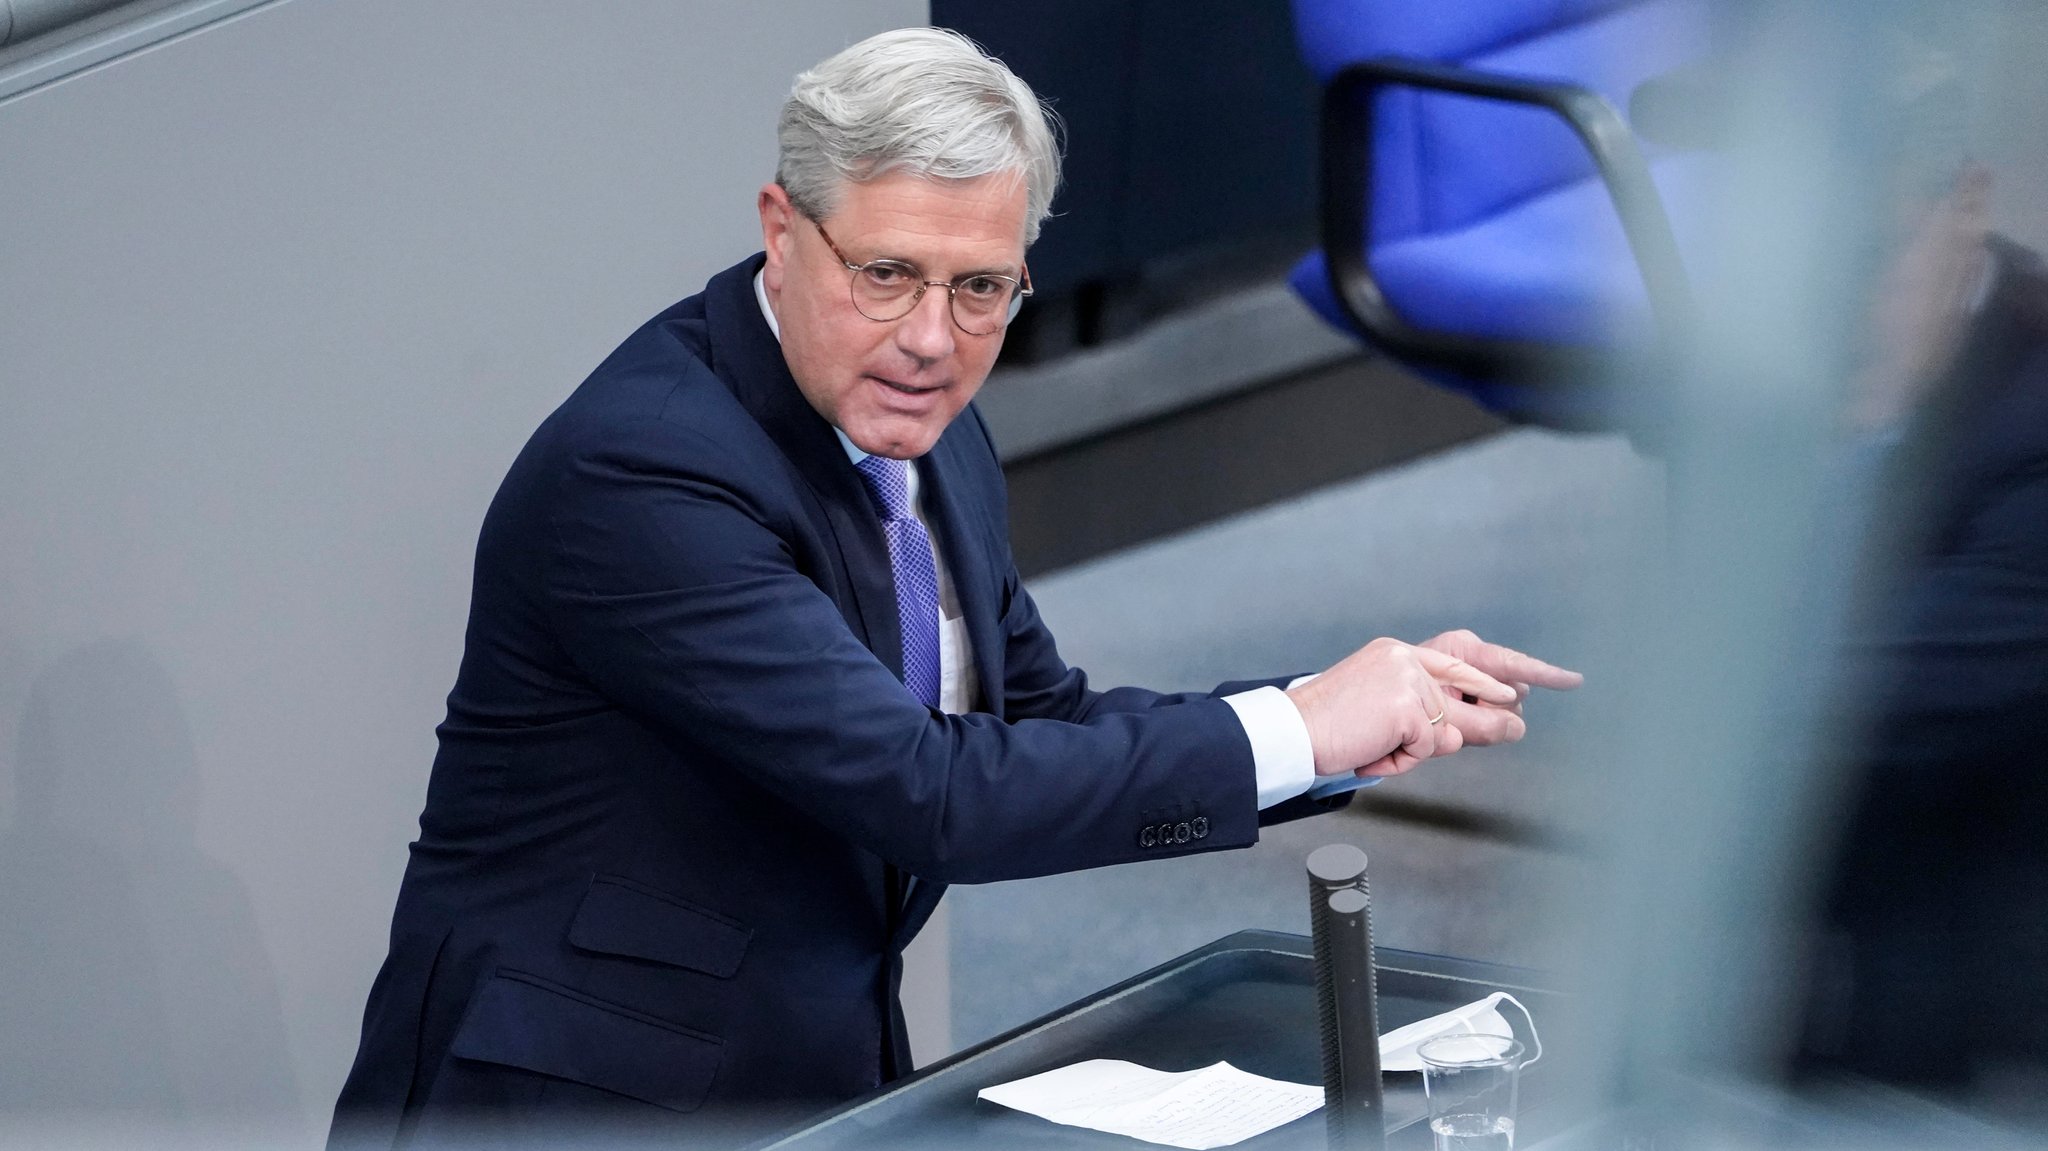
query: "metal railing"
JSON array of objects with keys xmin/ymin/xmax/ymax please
[
  {"xmin": 2, "ymin": 0, "xmax": 132, "ymax": 48},
  {"xmin": 0, "ymin": 0, "xmax": 278, "ymax": 104}
]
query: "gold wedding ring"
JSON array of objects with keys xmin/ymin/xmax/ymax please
[{"xmin": 1427, "ymin": 707, "xmax": 1446, "ymax": 725}]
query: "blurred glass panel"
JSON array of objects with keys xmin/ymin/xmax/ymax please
[{"xmin": 1544, "ymin": 1, "xmax": 2048, "ymax": 1145}]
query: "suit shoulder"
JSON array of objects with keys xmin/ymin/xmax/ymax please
[
  {"xmin": 482, "ymin": 314, "xmax": 790, "ymax": 551},
  {"xmin": 538, "ymin": 307, "xmax": 761, "ymax": 464}
]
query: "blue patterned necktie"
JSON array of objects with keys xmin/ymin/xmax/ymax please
[{"xmin": 853, "ymin": 455, "xmax": 942, "ymax": 710}]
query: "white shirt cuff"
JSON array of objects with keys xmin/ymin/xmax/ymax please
[{"xmin": 1223, "ymin": 686, "xmax": 1318, "ymax": 809}]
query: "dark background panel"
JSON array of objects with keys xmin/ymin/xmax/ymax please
[
  {"xmin": 933, "ymin": 0, "xmax": 1321, "ymax": 357},
  {"xmin": 1003, "ymin": 355, "xmax": 1502, "ymax": 576}
]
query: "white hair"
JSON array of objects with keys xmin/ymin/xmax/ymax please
[{"xmin": 776, "ymin": 27, "xmax": 1063, "ymax": 245}]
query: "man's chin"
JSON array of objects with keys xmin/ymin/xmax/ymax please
[{"xmin": 843, "ymin": 417, "xmax": 945, "ymax": 460}]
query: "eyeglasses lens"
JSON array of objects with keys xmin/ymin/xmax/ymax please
[{"xmin": 848, "ymin": 264, "xmax": 1021, "ymax": 335}]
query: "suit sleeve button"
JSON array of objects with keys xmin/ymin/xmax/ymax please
[
  {"xmin": 1191, "ymin": 816, "xmax": 1208, "ymax": 839},
  {"xmin": 1139, "ymin": 825, "xmax": 1158, "ymax": 848},
  {"xmin": 1174, "ymin": 822, "xmax": 1191, "ymax": 844}
]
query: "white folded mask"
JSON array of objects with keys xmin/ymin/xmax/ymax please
[{"xmin": 1378, "ymin": 991, "xmax": 1542, "ymax": 1072}]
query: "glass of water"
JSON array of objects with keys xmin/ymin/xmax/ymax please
[{"xmin": 1418, "ymin": 1032, "xmax": 1523, "ymax": 1150}]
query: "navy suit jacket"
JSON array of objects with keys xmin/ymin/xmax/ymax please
[{"xmin": 332, "ymin": 255, "xmax": 1345, "ymax": 1147}]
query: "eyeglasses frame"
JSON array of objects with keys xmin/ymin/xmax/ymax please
[{"xmin": 810, "ymin": 218, "xmax": 1033, "ymax": 335}]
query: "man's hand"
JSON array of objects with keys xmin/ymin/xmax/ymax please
[
  {"xmin": 1418, "ymin": 629, "xmax": 1584, "ymax": 748},
  {"xmin": 1846, "ymin": 165, "xmax": 1992, "ymax": 431},
  {"xmin": 1286, "ymin": 631, "xmax": 1584, "ymax": 780},
  {"xmin": 1286, "ymin": 638, "xmax": 1518, "ymax": 779}
]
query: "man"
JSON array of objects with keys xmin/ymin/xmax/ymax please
[
  {"xmin": 1795, "ymin": 160, "xmax": 2048, "ymax": 1119},
  {"xmin": 331, "ymin": 27, "xmax": 1579, "ymax": 1148}
]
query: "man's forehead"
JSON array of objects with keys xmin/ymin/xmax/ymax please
[{"xmin": 822, "ymin": 170, "xmax": 1030, "ymax": 267}]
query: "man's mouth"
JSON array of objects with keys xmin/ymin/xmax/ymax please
[{"xmin": 870, "ymin": 374, "xmax": 947, "ymax": 396}]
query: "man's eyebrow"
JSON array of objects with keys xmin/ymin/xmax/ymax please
[
  {"xmin": 866, "ymin": 249, "xmax": 1021, "ymax": 279},
  {"xmin": 952, "ymin": 262, "xmax": 1022, "ymax": 279}
]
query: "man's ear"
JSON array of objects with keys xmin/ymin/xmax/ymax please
[{"xmin": 758, "ymin": 182, "xmax": 795, "ymax": 294}]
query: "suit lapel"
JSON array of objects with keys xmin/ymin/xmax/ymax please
[
  {"xmin": 918, "ymin": 430, "xmax": 1004, "ymax": 719},
  {"xmin": 701, "ymin": 258, "xmax": 903, "ymax": 681}
]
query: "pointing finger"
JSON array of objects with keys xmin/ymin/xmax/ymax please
[{"xmin": 1485, "ymin": 646, "xmax": 1584, "ymax": 691}]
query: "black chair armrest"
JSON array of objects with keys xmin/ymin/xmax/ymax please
[{"xmin": 1320, "ymin": 55, "xmax": 1692, "ymax": 382}]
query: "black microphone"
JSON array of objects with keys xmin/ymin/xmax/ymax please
[{"xmin": 1308, "ymin": 843, "xmax": 1385, "ymax": 1151}]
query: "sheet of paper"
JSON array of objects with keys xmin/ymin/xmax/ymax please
[{"xmin": 977, "ymin": 1059, "xmax": 1323, "ymax": 1150}]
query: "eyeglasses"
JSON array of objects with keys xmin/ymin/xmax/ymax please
[{"xmin": 812, "ymin": 219, "xmax": 1032, "ymax": 336}]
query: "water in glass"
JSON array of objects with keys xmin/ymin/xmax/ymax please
[{"xmin": 1430, "ymin": 1111, "xmax": 1513, "ymax": 1151}]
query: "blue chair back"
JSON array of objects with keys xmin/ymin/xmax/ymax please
[
  {"xmin": 1298, "ymin": 0, "xmax": 1706, "ymax": 245},
  {"xmin": 1290, "ymin": 0, "xmax": 1713, "ymax": 422}
]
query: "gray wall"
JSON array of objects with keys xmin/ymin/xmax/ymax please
[{"xmin": 0, "ymin": 1, "xmax": 921, "ymax": 1143}]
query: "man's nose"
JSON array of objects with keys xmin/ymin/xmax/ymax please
[{"xmin": 893, "ymin": 285, "xmax": 956, "ymax": 364}]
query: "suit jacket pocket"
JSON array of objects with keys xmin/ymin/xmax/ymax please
[
  {"xmin": 568, "ymin": 873, "xmax": 751, "ymax": 978},
  {"xmin": 449, "ymin": 969, "xmax": 723, "ymax": 1112}
]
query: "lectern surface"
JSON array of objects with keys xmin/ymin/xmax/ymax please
[{"xmin": 759, "ymin": 930, "xmax": 1557, "ymax": 1151}]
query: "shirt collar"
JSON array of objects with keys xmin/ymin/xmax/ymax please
[
  {"xmin": 752, "ymin": 266, "xmax": 783, "ymax": 342},
  {"xmin": 755, "ymin": 268, "xmax": 869, "ymax": 468}
]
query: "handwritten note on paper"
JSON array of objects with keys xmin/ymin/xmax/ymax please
[{"xmin": 977, "ymin": 1059, "xmax": 1323, "ymax": 1149}]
